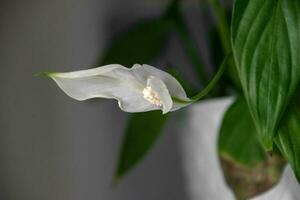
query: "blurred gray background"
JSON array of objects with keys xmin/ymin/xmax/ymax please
[{"xmin": 0, "ymin": 0, "xmax": 204, "ymax": 199}]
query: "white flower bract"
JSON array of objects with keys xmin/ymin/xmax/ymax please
[{"xmin": 46, "ymin": 64, "xmax": 191, "ymax": 114}]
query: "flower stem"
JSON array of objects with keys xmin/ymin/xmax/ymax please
[
  {"xmin": 172, "ymin": 53, "xmax": 231, "ymax": 104},
  {"xmin": 191, "ymin": 52, "xmax": 231, "ymax": 101}
]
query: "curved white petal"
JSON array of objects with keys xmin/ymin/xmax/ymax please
[
  {"xmin": 146, "ymin": 76, "xmax": 173, "ymax": 114},
  {"xmin": 48, "ymin": 64, "xmax": 158, "ymax": 113},
  {"xmin": 46, "ymin": 63, "xmax": 191, "ymax": 113}
]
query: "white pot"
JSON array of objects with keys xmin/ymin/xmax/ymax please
[{"xmin": 177, "ymin": 97, "xmax": 300, "ymax": 200}]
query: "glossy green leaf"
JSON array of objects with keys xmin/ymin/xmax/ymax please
[
  {"xmin": 218, "ymin": 96, "xmax": 267, "ymax": 166},
  {"xmin": 231, "ymin": 0, "xmax": 300, "ymax": 149},
  {"xmin": 115, "ymin": 111, "xmax": 169, "ymax": 180},
  {"xmin": 100, "ymin": 19, "xmax": 173, "ymax": 67},
  {"xmin": 219, "ymin": 97, "xmax": 286, "ymax": 199},
  {"xmin": 275, "ymin": 103, "xmax": 300, "ymax": 182}
]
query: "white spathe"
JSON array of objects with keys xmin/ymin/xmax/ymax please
[{"xmin": 46, "ymin": 64, "xmax": 191, "ymax": 114}]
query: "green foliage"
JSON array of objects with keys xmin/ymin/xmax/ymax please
[
  {"xmin": 276, "ymin": 102, "xmax": 300, "ymax": 182},
  {"xmin": 219, "ymin": 97, "xmax": 266, "ymax": 166},
  {"xmin": 231, "ymin": 0, "xmax": 300, "ymax": 149},
  {"xmin": 115, "ymin": 111, "xmax": 169, "ymax": 180},
  {"xmin": 99, "ymin": 0, "xmax": 300, "ymax": 189},
  {"xmin": 219, "ymin": 97, "xmax": 285, "ymax": 199}
]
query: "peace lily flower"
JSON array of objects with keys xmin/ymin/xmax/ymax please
[{"xmin": 42, "ymin": 64, "xmax": 192, "ymax": 114}]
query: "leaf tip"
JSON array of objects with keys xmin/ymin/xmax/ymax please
[
  {"xmin": 112, "ymin": 173, "xmax": 123, "ymax": 186},
  {"xmin": 34, "ymin": 71, "xmax": 57, "ymax": 78}
]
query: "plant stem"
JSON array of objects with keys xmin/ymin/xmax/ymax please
[
  {"xmin": 207, "ymin": 0, "xmax": 241, "ymax": 88},
  {"xmin": 172, "ymin": 52, "xmax": 231, "ymax": 104},
  {"xmin": 207, "ymin": 0, "xmax": 231, "ymax": 54},
  {"xmin": 191, "ymin": 52, "xmax": 231, "ymax": 101},
  {"xmin": 165, "ymin": 0, "xmax": 210, "ymax": 84},
  {"xmin": 175, "ymin": 18, "xmax": 210, "ymax": 84}
]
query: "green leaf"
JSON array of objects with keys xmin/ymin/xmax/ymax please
[
  {"xmin": 100, "ymin": 19, "xmax": 173, "ymax": 67},
  {"xmin": 275, "ymin": 103, "xmax": 300, "ymax": 182},
  {"xmin": 231, "ymin": 0, "xmax": 300, "ymax": 149},
  {"xmin": 115, "ymin": 111, "xmax": 169, "ymax": 180},
  {"xmin": 218, "ymin": 96, "xmax": 267, "ymax": 166},
  {"xmin": 219, "ymin": 96, "xmax": 286, "ymax": 199}
]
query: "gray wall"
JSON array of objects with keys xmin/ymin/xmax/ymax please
[{"xmin": 0, "ymin": 0, "xmax": 188, "ymax": 199}]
